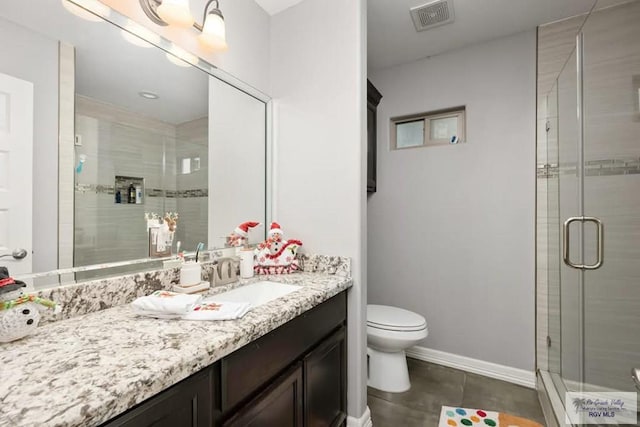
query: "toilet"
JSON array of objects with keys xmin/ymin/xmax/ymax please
[{"xmin": 366, "ymin": 304, "xmax": 428, "ymax": 393}]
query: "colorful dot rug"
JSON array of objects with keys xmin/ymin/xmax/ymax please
[{"xmin": 439, "ymin": 406, "xmax": 544, "ymax": 427}]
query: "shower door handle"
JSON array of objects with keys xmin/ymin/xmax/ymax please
[
  {"xmin": 633, "ymin": 368, "xmax": 640, "ymax": 391},
  {"xmin": 563, "ymin": 217, "xmax": 582, "ymax": 269},
  {"xmin": 563, "ymin": 216, "xmax": 604, "ymax": 270},
  {"xmin": 583, "ymin": 216, "xmax": 604, "ymax": 270}
]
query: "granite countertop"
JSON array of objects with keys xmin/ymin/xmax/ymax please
[{"xmin": 0, "ymin": 272, "xmax": 352, "ymax": 427}]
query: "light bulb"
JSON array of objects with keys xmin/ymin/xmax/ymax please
[
  {"xmin": 198, "ymin": 10, "xmax": 227, "ymax": 51},
  {"xmin": 157, "ymin": 0, "xmax": 194, "ymax": 28}
]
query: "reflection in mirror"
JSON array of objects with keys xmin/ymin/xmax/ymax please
[{"xmin": 0, "ymin": 0, "xmax": 268, "ymax": 288}]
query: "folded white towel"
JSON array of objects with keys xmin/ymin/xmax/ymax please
[
  {"xmin": 131, "ymin": 290, "xmax": 202, "ymax": 315},
  {"xmin": 131, "ymin": 308, "xmax": 184, "ymax": 319},
  {"xmin": 181, "ymin": 300, "xmax": 252, "ymax": 321}
]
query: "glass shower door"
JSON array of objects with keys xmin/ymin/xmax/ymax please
[
  {"xmin": 539, "ymin": 1, "xmax": 640, "ymax": 424},
  {"xmin": 556, "ymin": 47, "xmax": 584, "ymax": 394},
  {"xmin": 580, "ymin": 0, "xmax": 640, "ymax": 394}
]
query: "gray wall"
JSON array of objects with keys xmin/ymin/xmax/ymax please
[
  {"xmin": 270, "ymin": 0, "xmax": 367, "ymax": 419},
  {"xmin": 0, "ymin": 18, "xmax": 59, "ymax": 273},
  {"xmin": 176, "ymin": 117, "xmax": 208, "ymax": 251},
  {"xmin": 208, "ymin": 77, "xmax": 266, "ymax": 249},
  {"xmin": 368, "ymin": 31, "xmax": 537, "ymax": 371}
]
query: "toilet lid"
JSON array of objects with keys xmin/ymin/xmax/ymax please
[{"xmin": 367, "ymin": 305, "xmax": 427, "ymax": 331}]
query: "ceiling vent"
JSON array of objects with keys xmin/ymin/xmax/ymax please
[{"xmin": 410, "ymin": 0, "xmax": 455, "ymax": 32}]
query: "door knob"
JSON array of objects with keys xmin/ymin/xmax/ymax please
[{"xmin": 0, "ymin": 249, "xmax": 28, "ymax": 260}]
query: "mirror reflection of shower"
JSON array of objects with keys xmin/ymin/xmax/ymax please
[{"xmin": 76, "ymin": 153, "xmax": 87, "ymax": 174}]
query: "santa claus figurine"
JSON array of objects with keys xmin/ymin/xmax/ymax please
[
  {"xmin": 254, "ymin": 222, "xmax": 303, "ymax": 275},
  {"xmin": 226, "ymin": 221, "xmax": 261, "ymax": 248}
]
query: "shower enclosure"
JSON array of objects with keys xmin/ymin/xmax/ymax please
[{"xmin": 537, "ymin": 0, "xmax": 640, "ymax": 424}]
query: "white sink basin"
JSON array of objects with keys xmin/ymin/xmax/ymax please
[{"xmin": 206, "ymin": 281, "xmax": 300, "ymax": 307}]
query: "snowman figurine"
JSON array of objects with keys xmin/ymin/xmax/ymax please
[
  {"xmin": 266, "ymin": 222, "xmax": 285, "ymax": 254},
  {"xmin": 254, "ymin": 222, "xmax": 303, "ymax": 274},
  {"xmin": 0, "ymin": 267, "xmax": 58, "ymax": 343}
]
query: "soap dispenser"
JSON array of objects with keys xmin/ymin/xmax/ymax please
[{"xmin": 239, "ymin": 245, "xmax": 255, "ymax": 279}]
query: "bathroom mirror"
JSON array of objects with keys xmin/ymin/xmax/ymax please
[{"xmin": 0, "ymin": 0, "xmax": 269, "ymax": 287}]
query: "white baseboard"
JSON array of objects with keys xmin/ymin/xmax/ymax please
[
  {"xmin": 406, "ymin": 346, "xmax": 536, "ymax": 389},
  {"xmin": 347, "ymin": 406, "xmax": 372, "ymax": 427}
]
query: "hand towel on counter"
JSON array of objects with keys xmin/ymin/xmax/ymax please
[
  {"xmin": 181, "ymin": 300, "xmax": 251, "ymax": 321},
  {"xmin": 131, "ymin": 290, "xmax": 202, "ymax": 318},
  {"xmin": 131, "ymin": 309, "xmax": 184, "ymax": 319}
]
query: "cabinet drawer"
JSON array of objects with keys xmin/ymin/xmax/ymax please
[{"xmin": 221, "ymin": 291, "xmax": 346, "ymax": 412}]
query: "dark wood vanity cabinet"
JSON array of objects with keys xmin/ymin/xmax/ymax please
[
  {"xmin": 367, "ymin": 80, "xmax": 383, "ymax": 193},
  {"xmin": 103, "ymin": 367, "xmax": 217, "ymax": 427},
  {"xmin": 102, "ymin": 291, "xmax": 347, "ymax": 427},
  {"xmin": 304, "ymin": 327, "xmax": 347, "ymax": 427},
  {"xmin": 223, "ymin": 363, "xmax": 304, "ymax": 427},
  {"xmin": 224, "ymin": 326, "xmax": 346, "ymax": 427}
]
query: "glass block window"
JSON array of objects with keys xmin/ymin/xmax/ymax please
[{"xmin": 391, "ymin": 107, "xmax": 465, "ymax": 150}]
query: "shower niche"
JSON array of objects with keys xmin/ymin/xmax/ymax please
[{"xmin": 114, "ymin": 176, "xmax": 144, "ymax": 205}]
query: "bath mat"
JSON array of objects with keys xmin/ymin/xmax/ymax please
[{"xmin": 438, "ymin": 406, "xmax": 543, "ymax": 427}]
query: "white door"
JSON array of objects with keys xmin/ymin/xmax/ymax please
[{"xmin": 0, "ymin": 72, "xmax": 33, "ymax": 276}]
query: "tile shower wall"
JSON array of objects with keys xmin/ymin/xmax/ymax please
[
  {"xmin": 537, "ymin": 1, "xmax": 640, "ymax": 391},
  {"xmin": 175, "ymin": 117, "xmax": 208, "ymax": 250},
  {"xmin": 74, "ymin": 96, "xmax": 177, "ymax": 266},
  {"xmin": 580, "ymin": 1, "xmax": 640, "ymax": 391}
]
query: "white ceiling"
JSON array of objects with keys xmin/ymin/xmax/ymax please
[
  {"xmin": 0, "ymin": 0, "xmax": 208, "ymax": 125},
  {"xmin": 254, "ymin": 0, "xmax": 304, "ymax": 15},
  {"xmin": 368, "ymin": 0, "xmax": 596, "ymax": 71}
]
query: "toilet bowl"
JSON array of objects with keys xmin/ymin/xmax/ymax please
[{"xmin": 366, "ymin": 304, "xmax": 428, "ymax": 393}]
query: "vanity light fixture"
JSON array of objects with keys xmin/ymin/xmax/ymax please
[
  {"xmin": 139, "ymin": 0, "xmax": 227, "ymax": 51},
  {"xmin": 198, "ymin": 0, "xmax": 227, "ymax": 50},
  {"xmin": 157, "ymin": 0, "xmax": 194, "ymax": 27}
]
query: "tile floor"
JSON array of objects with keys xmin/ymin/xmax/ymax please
[{"xmin": 368, "ymin": 358, "xmax": 546, "ymax": 426}]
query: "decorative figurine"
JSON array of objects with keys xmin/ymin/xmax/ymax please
[
  {"xmin": 226, "ymin": 221, "xmax": 261, "ymax": 248},
  {"xmin": 0, "ymin": 267, "xmax": 59, "ymax": 343},
  {"xmin": 254, "ymin": 222, "xmax": 303, "ymax": 275}
]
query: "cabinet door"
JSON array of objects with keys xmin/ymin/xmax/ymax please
[
  {"xmin": 367, "ymin": 79, "xmax": 382, "ymax": 193},
  {"xmin": 221, "ymin": 292, "xmax": 346, "ymax": 412},
  {"xmin": 103, "ymin": 367, "xmax": 215, "ymax": 427},
  {"xmin": 223, "ymin": 363, "xmax": 303, "ymax": 427},
  {"xmin": 304, "ymin": 327, "xmax": 347, "ymax": 427}
]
